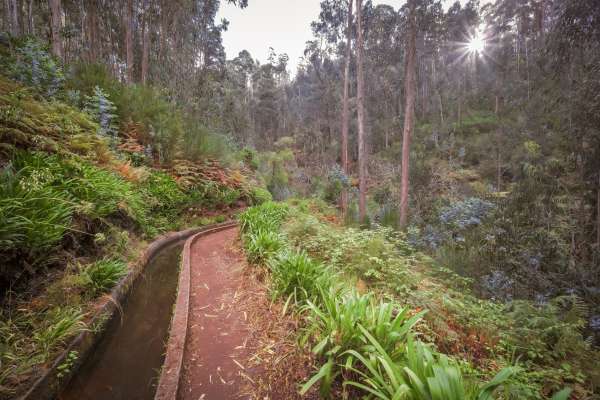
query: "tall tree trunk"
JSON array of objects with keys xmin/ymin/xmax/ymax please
[
  {"xmin": 8, "ymin": 0, "xmax": 19, "ymax": 36},
  {"xmin": 399, "ymin": 0, "xmax": 417, "ymax": 228},
  {"xmin": 356, "ymin": 0, "xmax": 367, "ymax": 223},
  {"xmin": 597, "ymin": 173, "xmax": 600, "ymax": 247},
  {"xmin": 27, "ymin": 0, "xmax": 34, "ymax": 34},
  {"xmin": 125, "ymin": 0, "xmax": 134, "ymax": 83},
  {"xmin": 141, "ymin": 0, "xmax": 150, "ymax": 84},
  {"xmin": 48, "ymin": 0, "xmax": 63, "ymax": 59},
  {"xmin": 340, "ymin": 0, "xmax": 353, "ymax": 216},
  {"xmin": 86, "ymin": 0, "xmax": 99, "ymax": 63}
]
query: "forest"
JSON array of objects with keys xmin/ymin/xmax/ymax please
[{"xmin": 0, "ymin": 0, "xmax": 599, "ymax": 399}]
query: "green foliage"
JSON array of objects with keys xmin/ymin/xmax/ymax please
[
  {"xmin": 84, "ymin": 86, "xmax": 118, "ymax": 137},
  {"xmin": 267, "ymin": 249, "xmax": 333, "ymax": 306},
  {"xmin": 238, "ymin": 201, "xmax": 289, "ymax": 235},
  {"xmin": 79, "ymin": 259, "xmax": 128, "ymax": 296},
  {"xmin": 240, "ymin": 201, "xmax": 533, "ymax": 400},
  {"xmin": 345, "ymin": 330, "xmax": 518, "ymax": 400},
  {"xmin": 33, "ymin": 307, "xmax": 86, "ymax": 358},
  {"xmin": 259, "ymin": 148, "xmax": 295, "ymax": 200},
  {"xmin": 240, "ymin": 147, "xmax": 259, "ymax": 170},
  {"xmin": 7, "ymin": 39, "xmax": 64, "ymax": 97},
  {"xmin": 301, "ymin": 289, "xmax": 426, "ymax": 395},
  {"xmin": 0, "ymin": 160, "xmax": 73, "ymax": 253},
  {"xmin": 248, "ymin": 186, "xmax": 273, "ymax": 205},
  {"xmin": 56, "ymin": 351, "xmax": 78, "ymax": 380},
  {"xmin": 141, "ymin": 170, "xmax": 188, "ymax": 215},
  {"xmin": 245, "ymin": 229, "xmax": 285, "ymax": 265}
]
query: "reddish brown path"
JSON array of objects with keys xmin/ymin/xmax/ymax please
[{"xmin": 178, "ymin": 227, "xmax": 253, "ymax": 400}]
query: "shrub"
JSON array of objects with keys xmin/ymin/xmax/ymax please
[
  {"xmin": 345, "ymin": 329, "xmax": 519, "ymax": 400},
  {"xmin": 267, "ymin": 250, "xmax": 333, "ymax": 306},
  {"xmin": 9, "ymin": 39, "xmax": 64, "ymax": 97},
  {"xmin": 80, "ymin": 259, "xmax": 128, "ymax": 296},
  {"xmin": 84, "ymin": 86, "xmax": 118, "ymax": 138},
  {"xmin": 69, "ymin": 161, "xmax": 148, "ymax": 223},
  {"xmin": 301, "ymin": 290, "xmax": 426, "ymax": 396},
  {"xmin": 238, "ymin": 201, "xmax": 289, "ymax": 235},
  {"xmin": 141, "ymin": 170, "xmax": 188, "ymax": 214},
  {"xmin": 0, "ymin": 159, "xmax": 73, "ymax": 253},
  {"xmin": 245, "ymin": 230, "xmax": 285, "ymax": 265},
  {"xmin": 248, "ymin": 186, "xmax": 272, "ymax": 205}
]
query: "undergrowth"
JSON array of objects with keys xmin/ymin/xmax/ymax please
[
  {"xmin": 0, "ymin": 40, "xmax": 269, "ymax": 397},
  {"xmin": 238, "ymin": 202, "xmax": 576, "ymax": 399}
]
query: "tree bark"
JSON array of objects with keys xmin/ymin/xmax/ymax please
[
  {"xmin": 27, "ymin": 0, "xmax": 34, "ymax": 34},
  {"xmin": 141, "ymin": 0, "xmax": 150, "ymax": 84},
  {"xmin": 340, "ymin": 0, "xmax": 353, "ymax": 216},
  {"xmin": 125, "ymin": 0, "xmax": 134, "ymax": 83},
  {"xmin": 356, "ymin": 0, "xmax": 367, "ymax": 223},
  {"xmin": 86, "ymin": 0, "xmax": 99, "ymax": 63},
  {"xmin": 399, "ymin": 0, "xmax": 417, "ymax": 228},
  {"xmin": 8, "ymin": 0, "xmax": 19, "ymax": 36},
  {"xmin": 48, "ymin": 0, "xmax": 63, "ymax": 59},
  {"xmin": 597, "ymin": 173, "xmax": 600, "ymax": 247}
]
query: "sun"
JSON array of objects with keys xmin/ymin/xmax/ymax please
[
  {"xmin": 467, "ymin": 33, "xmax": 485, "ymax": 54},
  {"xmin": 466, "ymin": 28, "xmax": 486, "ymax": 54}
]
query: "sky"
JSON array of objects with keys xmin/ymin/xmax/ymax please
[{"xmin": 216, "ymin": 0, "xmax": 487, "ymax": 70}]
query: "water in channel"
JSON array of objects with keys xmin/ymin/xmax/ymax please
[{"xmin": 60, "ymin": 242, "xmax": 183, "ymax": 400}]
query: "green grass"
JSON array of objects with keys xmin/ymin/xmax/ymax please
[
  {"xmin": 79, "ymin": 259, "xmax": 128, "ymax": 296},
  {"xmin": 0, "ymin": 157, "xmax": 74, "ymax": 253}
]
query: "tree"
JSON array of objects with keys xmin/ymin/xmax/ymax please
[
  {"xmin": 125, "ymin": 0, "xmax": 134, "ymax": 83},
  {"xmin": 7, "ymin": 0, "xmax": 19, "ymax": 36},
  {"xmin": 340, "ymin": 0, "xmax": 353, "ymax": 215},
  {"xmin": 399, "ymin": 0, "xmax": 416, "ymax": 228},
  {"xmin": 141, "ymin": 0, "xmax": 150, "ymax": 84},
  {"xmin": 355, "ymin": 0, "xmax": 367, "ymax": 222},
  {"xmin": 48, "ymin": 0, "xmax": 63, "ymax": 59}
]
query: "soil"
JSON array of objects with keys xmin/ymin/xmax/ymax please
[{"xmin": 179, "ymin": 228, "xmax": 318, "ymax": 400}]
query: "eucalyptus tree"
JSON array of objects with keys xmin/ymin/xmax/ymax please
[
  {"xmin": 355, "ymin": 0, "xmax": 367, "ymax": 222},
  {"xmin": 399, "ymin": 0, "xmax": 416, "ymax": 228}
]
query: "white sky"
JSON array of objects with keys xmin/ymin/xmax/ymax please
[{"xmin": 216, "ymin": 0, "xmax": 488, "ymax": 70}]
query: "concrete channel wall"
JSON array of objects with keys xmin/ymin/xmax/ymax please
[{"xmin": 20, "ymin": 222, "xmax": 236, "ymax": 400}]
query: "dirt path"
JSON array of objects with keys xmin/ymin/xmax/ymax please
[
  {"xmin": 179, "ymin": 227, "xmax": 250, "ymax": 399},
  {"xmin": 178, "ymin": 227, "xmax": 317, "ymax": 400}
]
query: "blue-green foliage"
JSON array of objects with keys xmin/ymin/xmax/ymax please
[
  {"xmin": 84, "ymin": 86, "xmax": 118, "ymax": 137},
  {"xmin": 415, "ymin": 197, "xmax": 495, "ymax": 249},
  {"xmin": 9, "ymin": 39, "xmax": 64, "ymax": 97}
]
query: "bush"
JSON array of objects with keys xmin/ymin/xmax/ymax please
[
  {"xmin": 0, "ymin": 158, "xmax": 73, "ymax": 253},
  {"xmin": 8, "ymin": 39, "xmax": 64, "ymax": 97},
  {"xmin": 141, "ymin": 170, "xmax": 188, "ymax": 214},
  {"xmin": 245, "ymin": 230, "xmax": 285, "ymax": 265},
  {"xmin": 301, "ymin": 290, "xmax": 426, "ymax": 396},
  {"xmin": 84, "ymin": 86, "xmax": 118, "ymax": 138},
  {"xmin": 80, "ymin": 259, "xmax": 128, "ymax": 296},
  {"xmin": 238, "ymin": 201, "xmax": 289, "ymax": 235},
  {"xmin": 345, "ymin": 330, "xmax": 519, "ymax": 400},
  {"xmin": 248, "ymin": 186, "xmax": 272, "ymax": 205},
  {"xmin": 267, "ymin": 250, "xmax": 333, "ymax": 306}
]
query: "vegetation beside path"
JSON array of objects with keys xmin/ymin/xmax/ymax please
[
  {"xmin": 0, "ymin": 39, "xmax": 269, "ymax": 398},
  {"xmin": 239, "ymin": 201, "xmax": 595, "ymax": 399}
]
